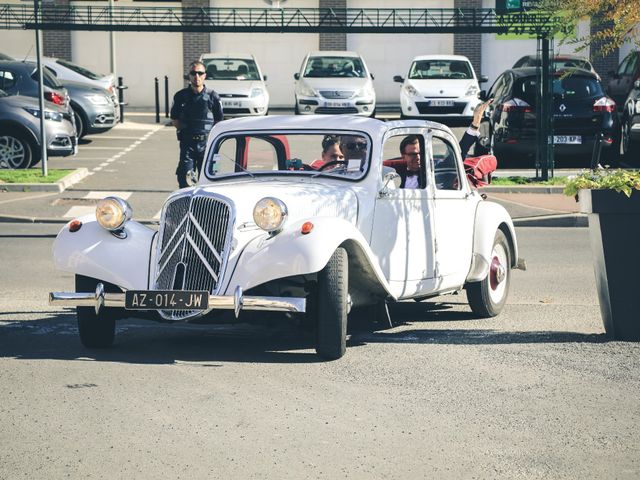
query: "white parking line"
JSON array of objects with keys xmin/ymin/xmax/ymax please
[
  {"xmin": 80, "ymin": 147, "xmax": 127, "ymax": 150},
  {"xmin": 63, "ymin": 206, "xmax": 96, "ymax": 218},
  {"xmin": 153, "ymin": 209, "xmax": 162, "ymax": 220},
  {"xmin": 84, "ymin": 191, "xmax": 132, "ymax": 200}
]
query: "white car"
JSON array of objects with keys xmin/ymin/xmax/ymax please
[
  {"xmin": 294, "ymin": 51, "xmax": 376, "ymax": 117},
  {"xmin": 199, "ymin": 53, "xmax": 269, "ymax": 117},
  {"xmin": 394, "ymin": 55, "xmax": 488, "ymax": 120},
  {"xmin": 49, "ymin": 115, "xmax": 522, "ymax": 360}
]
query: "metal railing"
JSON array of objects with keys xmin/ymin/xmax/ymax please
[{"xmin": 0, "ymin": 5, "xmax": 564, "ymax": 34}]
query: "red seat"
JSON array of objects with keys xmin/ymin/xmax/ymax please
[{"xmin": 464, "ymin": 155, "xmax": 497, "ymax": 188}]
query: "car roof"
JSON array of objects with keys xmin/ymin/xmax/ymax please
[
  {"xmin": 306, "ymin": 51, "xmax": 362, "ymax": 58},
  {"xmin": 210, "ymin": 115, "xmax": 454, "ymax": 143},
  {"xmin": 0, "ymin": 60, "xmax": 35, "ymax": 71},
  {"xmin": 200, "ymin": 53, "xmax": 255, "ymax": 60},
  {"xmin": 411, "ymin": 54, "xmax": 471, "ymax": 62},
  {"xmin": 508, "ymin": 67, "xmax": 598, "ymax": 79}
]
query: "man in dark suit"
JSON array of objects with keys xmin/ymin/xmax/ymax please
[{"xmin": 398, "ymin": 99, "xmax": 492, "ymax": 189}]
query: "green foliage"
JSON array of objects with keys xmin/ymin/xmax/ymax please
[
  {"xmin": 563, "ymin": 169, "xmax": 640, "ymax": 197},
  {"xmin": 0, "ymin": 169, "xmax": 74, "ymax": 184},
  {"xmin": 492, "ymin": 176, "xmax": 568, "ymax": 186}
]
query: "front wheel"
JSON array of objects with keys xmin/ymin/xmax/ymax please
[
  {"xmin": 315, "ymin": 247, "xmax": 349, "ymax": 360},
  {"xmin": 0, "ymin": 131, "xmax": 33, "ymax": 169},
  {"xmin": 466, "ymin": 230, "xmax": 511, "ymax": 317},
  {"xmin": 75, "ymin": 274, "xmax": 118, "ymax": 348}
]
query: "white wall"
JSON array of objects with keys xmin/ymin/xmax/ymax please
[
  {"xmin": 347, "ymin": 0, "xmax": 454, "ymax": 104},
  {"xmin": 210, "ymin": 0, "xmax": 318, "ymax": 108}
]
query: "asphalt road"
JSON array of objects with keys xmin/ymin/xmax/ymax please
[{"xmin": 1, "ymin": 224, "xmax": 638, "ymax": 479}]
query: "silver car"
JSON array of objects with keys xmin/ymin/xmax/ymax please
[{"xmin": 0, "ymin": 89, "xmax": 76, "ymax": 169}]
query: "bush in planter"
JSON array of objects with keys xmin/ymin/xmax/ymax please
[{"xmin": 564, "ymin": 169, "xmax": 640, "ymax": 340}]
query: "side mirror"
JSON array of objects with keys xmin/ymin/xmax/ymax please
[
  {"xmin": 263, "ymin": 75, "xmax": 267, "ymax": 81},
  {"xmin": 380, "ymin": 170, "xmax": 401, "ymax": 196},
  {"xmin": 294, "ymin": 72, "xmax": 300, "ymax": 80},
  {"xmin": 370, "ymin": 73, "xmax": 375, "ymax": 80},
  {"xmin": 393, "ymin": 75, "xmax": 404, "ymax": 83},
  {"xmin": 479, "ymin": 75, "xmax": 489, "ymax": 83},
  {"xmin": 478, "ymin": 90, "xmax": 488, "ymax": 101}
]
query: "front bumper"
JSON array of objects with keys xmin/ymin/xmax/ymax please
[
  {"xmin": 297, "ymin": 96, "xmax": 375, "ymax": 116},
  {"xmin": 221, "ymin": 97, "xmax": 269, "ymax": 117},
  {"xmin": 45, "ymin": 118, "xmax": 76, "ymax": 157},
  {"xmin": 49, "ymin": 284, "xmax": 306, "ymax": 318},
  {"xmin": 401, "ymin": 94, "xmax": 479, "ymax": 118}
]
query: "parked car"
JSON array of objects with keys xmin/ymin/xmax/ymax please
[
  {"xmin": 30, "ymin": 56, "xmax": 116, "ymax": 96},
  {"xmin": 294, "ymin": 51, "xmax": 376, "ymax": 116},
  {"xmin": 59, "ymin": 80, "xmax": 118, "ymax": 138},
  {"xmin": 394, "ymin": 54, "xmax": 487, "ymax": 120},
  {"xmin": 49, "ymin": 115, "xmax": 522, "ymax": 359},
  {"xmin": 0, "ymin": 89, "xmax": 76, "ymax": 169},
  {"xmin": 513, "ymin": 54, "xmax": 597, "ymax": 76},
  {"xmin": 0, "ymin": 60, "xmax": 74, "ymax": 125},
  {"xmin": 199, "ymin": 53, "xmax": 269, "ymax": 117},
  {"xmin": 620, "ymin": 79, "xmax": 640, "ymax": 160},
  {"xmin": 0, "ymin": 52, "xmax": 13, "ymax": 61},
  {"xmin": 606, "ymin": 51, "xmax": 640, "ymax": 109},
  {"xmin": 477, "ymin": 67, "xmax": 620, "ymax": 166}
]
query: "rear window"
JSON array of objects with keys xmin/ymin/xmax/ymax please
[
  {"xmin": 31, "ymin": 67, "xmax": 63, "ymax": 88},
  {"xmin": 514, "ymin": 75, "xmax": 604, "ymax": 105},
  {"xmin": 56, "ymin": 59, "xmax": 104, "ymax": 80}
]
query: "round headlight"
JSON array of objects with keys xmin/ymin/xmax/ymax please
[
  {"xmin": 96, "ymin": 196, "xmax": 132, "ymax": 231},
  {"xmin": 253, "ymin": 197, "xmax": 287, "ymax": 233}
]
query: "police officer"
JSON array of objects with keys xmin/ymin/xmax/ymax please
[{"xmin": 170, "ymin": 60, "xmax": 224, "ymax": 188}]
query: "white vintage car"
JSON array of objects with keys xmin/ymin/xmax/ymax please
[{"xmin": 49, "ymin": 115, "xmax": 522, "ymax": 359}]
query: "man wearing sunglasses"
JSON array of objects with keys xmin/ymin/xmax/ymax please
[{"xmin": 170, "ymin": 60, "xmax": 224, "ymax": 188}]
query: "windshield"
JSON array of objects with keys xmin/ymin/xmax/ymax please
[
  {"xmin": 205, "ymin": 132, "xmax": 371, "ymax": 181},
  {"xmin": 518, "ymin": 57, "xmax": 592, "ymax": 71},
  {"xmin": 303, "ymin": 57, "xmax": 366, "ymax": 78},
  {"xmin": 56, "ymin": 59, "xmax": 105, "ymax": 80},
  {"xmin": 408, "ymin": 59, "xmax": 473, "ymax": 80},
  {"xmin": 202, "ymin": 58, "xmax": 261, "ymax": 81},
  {"xmin": 515, "ymin": 75, "xmax": 604, "ymax": 105}
]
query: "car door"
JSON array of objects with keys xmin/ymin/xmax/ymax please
[
  {"xmin": 429, "ymin": 131, "xmax": 476, "ymax": 290},
  {"xmin": 370, "ymin": 127, "xmax": 436, "ymax": 297},
  {"xmin": 479, "ymin": 73, "xmax": 508, "ymax": 152}
]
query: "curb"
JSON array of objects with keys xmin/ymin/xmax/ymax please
[
  {"xmin": 513, "ymin": 213, "xmax": 588, "ymax": 227},
  {"xmin": 0, "ymin": 168, "xmax": 89, "ymax": 193}
]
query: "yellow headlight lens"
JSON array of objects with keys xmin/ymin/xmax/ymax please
[
  {"xmin": 253, "ymin": 197, "xmax": 287, "ymax": 232},
  {"xmin": 96, "ymin": 197, "xmax": 132, "ymax": 231}
]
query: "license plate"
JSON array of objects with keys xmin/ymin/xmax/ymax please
[
  {"xmin": 222, "ymin": 100, "xmax": 241, "ymax": 108},
  {"xmin": 429, "ymin": 100, "xmax": 454, "ymax": 107},
  {"xmin": 325, "ymin": 101, "xmax": 350, "ymax": 108},
  {"xmin": 125, "ymin": 290, "xmax": 209, "ymax": 310},
  {"xmin": 553, "ymin": 135, "xmax": 582, "ymax": 144}
]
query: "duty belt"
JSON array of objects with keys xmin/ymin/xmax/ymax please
[{"xmin": 190, "ymin": 134, "xmax": 207, "ymax": 141}]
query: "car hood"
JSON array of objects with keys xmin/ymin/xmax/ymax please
[
  {"xmin": 189, "ymin": 179, "xmax": 358, "ymax": 226},
  {"xmin": 407, "ymin": 79, "xmax": 477, "ymax": 97},
  {"xmin": 0, "ymin": 93, "xmax": 65, "ymax": 112},
  {"xmin": 301, "ymin": 77, "xmax": 371, "ymax": 93},
  {"xmin": 204, "ymin": 80, "xmax": 265, "ymax": 96},
  {"xmin": 59, "ymin": 79, "xmax": 110, "ymax": 95}
]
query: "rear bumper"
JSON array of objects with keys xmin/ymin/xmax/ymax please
[{"xmin": 49, "ymin": 284, "xmax": 306, "ymax": 318}]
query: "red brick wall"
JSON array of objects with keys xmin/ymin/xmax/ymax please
[
  {"xmin": 453, "ymin": 0, "xmax": 482, "ymax": 76},
  {"xmin": 42, "ymin": 0, "xmax": 71, "ymax": 60},
  {"xmin": 182, "ymin": 0, "xmax": 211, "ymax": 84},
  {"xmin": 319, "ymin": 0, "xmax": 346, "ymax": 51}
]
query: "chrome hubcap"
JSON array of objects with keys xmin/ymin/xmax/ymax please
[{"xmin": 0, "ymin": 136, "xmax": 26, "ymax": 169}]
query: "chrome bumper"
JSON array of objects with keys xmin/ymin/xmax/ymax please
[{"xmin": 49, "ymin": 284, "xmax": 306, "ymax": 318}]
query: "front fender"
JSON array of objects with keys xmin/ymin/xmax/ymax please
[
  {"xmin": 466, "ymin": 201, "xmax": 518, "ymax": 283},
  {"xmin": 224, "ymin": 217, "xmax": 392, "ymax": 296},
  {"xmin": 53, "ymin": 215, "xmax": 156, "ymax": 290}
]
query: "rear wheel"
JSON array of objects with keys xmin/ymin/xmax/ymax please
[
  {"xmin": 315, "ymin": 248, "xmax": 349, "ymax": 360},
  {"xmin": 75, "ymin": 274, "xmax": 118, "ymax": 348},
  {"xmin": 73, "ymin": 108, "xmax": 86, "ymax": 139},
  {"xmin": 622, "ymin": 119, "xmax": 639, "ymax": 163},
  {"xmin": 466, "ymin": 230, "xmax": 511, "ymax": 317},
  {"xmin": 294, "ymin": 100, "xmax": 300, "ymax": 115},
  {"xmin": 0, "ymin": 131, "xmax": 33, "ymax": 169}
]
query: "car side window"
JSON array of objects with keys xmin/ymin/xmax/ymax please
[
  {"xmin": 625, "ymin": 54, "xmax": 638, "ymax": 76},
  {"xmin": 432, "ymin": 137, "xmax": 461, "ymax": 191},
  {"xmin": 617, "ymin": 55, "xmax": 630, "ymax": 76},
  {"xmin": 0, "ymin": 70, "xmax": 16, "ymax": 90}
]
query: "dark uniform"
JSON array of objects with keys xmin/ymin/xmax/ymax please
[{"xmin": 170, "ymin": 85, "xmax": 224, "ymax": 188}]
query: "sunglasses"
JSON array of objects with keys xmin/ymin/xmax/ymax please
[
  {"xmin": 344, "ymin": 142, "xmax": 367, "ymax": 150},
  {"xmin": 189, "ymin": 70, "xmax": 206, "ymax": 76}
]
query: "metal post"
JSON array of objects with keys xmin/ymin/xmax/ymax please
[
  {"xmin": 118, "ymin": 76, "xmax": 125, "ymax": 123},
  {"xmin": 154, "ymin": 77, "xmax": 160, "ymax": 123},
  {"xmin": 109, "ymin": 0, "xmax": 116, "ymax": 79},
  {"xmin": 34, "ymin": 0, "xmax": 47, "ymax": 176},
  {"xmin": 539, "ymin": 35, "xmax": 553, "ymax": 181},
  {"xmin": 164, "ymin": 75, "xmax": 169, "ymax": 118}
]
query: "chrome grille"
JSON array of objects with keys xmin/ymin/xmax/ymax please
[
  {"xmin": 154, "ymin": 193, "xmax": 234, "ymax": 320},
  {"xmin": 319, "ymin": 90, "xmax": 354, "ymax": 99}
]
